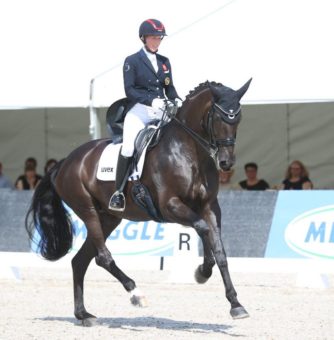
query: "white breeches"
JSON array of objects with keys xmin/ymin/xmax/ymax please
[{"xmin": 121, "ymin": 103, "xmax": 163, "ymax": 157}]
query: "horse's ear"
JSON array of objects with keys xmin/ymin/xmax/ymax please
[
  {"xmin": 208, "ymin": 81, "xmax": 224, "ymax": 100},
  {"xmin": 237, "ymin": 78, "xmax": 252, "ymax": 100}
]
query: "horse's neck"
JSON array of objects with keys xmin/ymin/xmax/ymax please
[{"xmin": 178, "ymin": 89, "xmax": 212, "ymax": 131}]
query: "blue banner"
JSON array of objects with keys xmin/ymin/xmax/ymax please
[
  {"xmin": 265, "ymin": 191, "xmax": 334, "ymax": 259},
  {"xmin": 31, "ymin": 203, "xmax": 199, "ymax": 257}
]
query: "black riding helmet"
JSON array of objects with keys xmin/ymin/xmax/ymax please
[{"xmin": 139, "ymin": 19, "xmax": 167, "ymax": 42}]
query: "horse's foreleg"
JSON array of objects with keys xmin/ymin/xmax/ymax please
[
  {"xmin": 194, "ymin": 236, "xmax": 215, "ymax": 283},
  {"xmin": 165, "ymin": 196, "xmax": 210, "ymax": 235},
  {"xmin": 164, "ymin": 197, "xmax": 215, "ymax": 282},
  {"xmin": 204, "ymin": 201, "xmax": 249, "ymax": 319}
]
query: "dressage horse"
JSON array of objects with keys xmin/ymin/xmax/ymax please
[{"xmin": 26, "ymin": 79, "xmax": 252, "ymax": 326}]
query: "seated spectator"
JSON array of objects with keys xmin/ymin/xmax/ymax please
[
  {"xmin": 279, "ymin": 160, "xmax": 313, "ymax": 190},
  {"xmin": 0, "ymin": 161, "xmax": 14, "ymax": 189},
  {"xmin": 44, "ymin": 158, "xmax": 58, "ymax": 174},
  {"xmin": 219, "ymin": 169, "xmax": 237, "ymax": 190},
  {"xmin": 25, "ymin": 157, "xmax": 38, "ymax": 169},
  {"xmin": 239, "ymin": 162, "xmax": 270, "ymax": 190},
  {"xmin": 15, "ymin": 157, "xmax": 43, "ymax": 190}
]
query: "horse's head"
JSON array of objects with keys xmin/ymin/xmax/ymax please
[{"xmin": 206, "ymin": 79, "xmax": 252, "ymax": 171}]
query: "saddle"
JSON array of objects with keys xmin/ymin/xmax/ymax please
[
  {"xmin": 105, "ymin": 99, "xmax": 168, "ymax": 222},
  {"xmin": 130, "ymin": 124, "xmax": 165, "ymax": 222},
  {"xmin": 106, "ymin": 98, "xmax": 176, "ymax": 146},
  {"xmin": 106, "ymin": 98, "xmax": 130, "ymax": 144}
]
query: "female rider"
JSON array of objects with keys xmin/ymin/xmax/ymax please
[{"xmin": 109, "ymin": 18, "xmax": 182, "ymax": 211}]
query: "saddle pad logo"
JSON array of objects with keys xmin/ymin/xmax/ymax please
[{"xmin": 101, "ymin": 167, "xmax": 114, "ymax": 173}]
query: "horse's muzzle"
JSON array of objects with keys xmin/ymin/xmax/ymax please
[
  {"xmin": 218, "ymin": 153, "xmax": 235, "ymax": 171},
  {"xmin": 219, "ymin": 160, "xmax": 233, "ymax": 171}
]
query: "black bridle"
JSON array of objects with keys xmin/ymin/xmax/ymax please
[
  {"xmin": 207, "ymin": 102, "xmax": 240, "ymax": 149},
  {"xmin": 171, "ymin": 100, "xmax": 241, "ymax": 159}
]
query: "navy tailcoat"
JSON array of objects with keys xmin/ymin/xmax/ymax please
[{"xmin": 123, "ymin": 49, "xmax": 179, "ymax": 108}]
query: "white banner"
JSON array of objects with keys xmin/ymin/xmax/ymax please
[{"xmin": 31, "ymin": 205, "xmax": 200, "ymax": 257}]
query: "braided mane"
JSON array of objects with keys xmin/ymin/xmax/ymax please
[{"xmin": 185, "ymin": 81, "xmax": 223, "ymax": 101}]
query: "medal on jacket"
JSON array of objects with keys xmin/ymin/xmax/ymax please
[{"xmin": 165, "ymin": 77, "xmax": 170, "ymax": 86}]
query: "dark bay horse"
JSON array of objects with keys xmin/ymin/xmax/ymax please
[{"xmin": 26, "ymin": 79, "xmax": 252, "ymax": 326}]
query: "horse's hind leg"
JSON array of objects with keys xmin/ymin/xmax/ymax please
[
  {"xmin": 72, "ymin": 238, "xmax": 98, "ymax": 326},
  {"xmin": 72, "ymin": 212, "xmax": 146, "ymax": 326},
  {"xmin": 95, "ymin": 213, "xmax": 148, "ymax": 308},
  {"xmin": 94, "ymin": 245, "xmax": 148, "ymax": 307},
  {"xmin": 70, "ymin": 206, "xmax": 110, "ymax": 326}
]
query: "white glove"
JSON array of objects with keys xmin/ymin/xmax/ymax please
[
  {"xmin": 175, "ymin": 98, "xmax": 183, "ymax": 107},
  {"xmin": 152, "ymin": 98, "xmax": 165, "ymax": 111}
]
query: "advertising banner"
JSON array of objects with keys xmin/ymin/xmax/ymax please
[
  {"xmin": 31, "ymin": 205, "xmax": 200, "ymax": 257},
  {"xmin": 265, "ymin": 191, "xmax": 334, "ymax": 259}
]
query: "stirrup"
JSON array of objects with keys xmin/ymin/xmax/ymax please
[{"xmin": 108, "ymin": 191, "xmax": 126, "ymax": 212}]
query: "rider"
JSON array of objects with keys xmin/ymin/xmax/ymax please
[{"xmin": 109, "ymin": 18, "xmax": 182, "ymax": 211}]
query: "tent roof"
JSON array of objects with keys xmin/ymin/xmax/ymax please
[{"xmin": 1, "ymin": 0, "xmax": 334, "ymax": 108}]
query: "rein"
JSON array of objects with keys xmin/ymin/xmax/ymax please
[{"xmin": 172, "ymin": 115, "xmax": 219, "ymax": 158}]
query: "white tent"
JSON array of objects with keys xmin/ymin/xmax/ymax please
[
  {"xmin": 1, "ymin": 0, "xmax": 334, "ymax": 107},
  {"xmin": 1, "ymin": 0, "xmax": 334, "ymax": 188}
]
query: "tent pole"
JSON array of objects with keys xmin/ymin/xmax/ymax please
[{"xmin": 89, "ymin": 78, "xmax": 101, "ymax": 140}]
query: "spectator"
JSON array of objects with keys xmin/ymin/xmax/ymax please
[
  {"xmin": 44, "ymin": 158, "xmax": 58, "ymax": 174},
  {"xmin": 15, "ymin": 157, "xmax": 42, "ymax": 190},
  {"xmin": 219, "ymin": 169, "xmax": 237, "ymax": 190},
  {"xmin": 279, "ymin": 160, "xmax": 313, "ymax": 190},
  {"xmin": 239, "ymin": 162, "xmax": 270, "ymax": 190},
  {"xmin": 0, "ymin": 161, "xmax": 14, "ymax": 189},
  {"xmin": 24, "ymin": 157, "xmax": 38, "ymax": 169}
]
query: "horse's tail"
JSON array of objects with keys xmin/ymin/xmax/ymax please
[{"xmin": 25, "ymin": 160, "xmax": 74, "ymax": 261}]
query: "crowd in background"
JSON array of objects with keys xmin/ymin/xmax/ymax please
[
  {"xmin": 1, "ymin": 156, "xmax": 314, "ymax": 192},
  {"xmin": 0, "ymin": 157, "xmax": 57, "ymax": 190},
  {"xmin": 219, "ymin": 160, "xmax": 313, "ymax": 191}
]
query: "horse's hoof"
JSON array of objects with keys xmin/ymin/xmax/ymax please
[
  {"xmin": 194, "ymin": 265, "xmax": 210, "ymax": 284},
  {"xmin": 130, "ymin": 295, "xmax": 148, "ymax": 307},
  {"xmin": 230, "ymin": 306, "xmax": 249, "ymax": 319},
  {"xmin": 81, "ymin": 317, "xmax": 98, "ymax": 327}
]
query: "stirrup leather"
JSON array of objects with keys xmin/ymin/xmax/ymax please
[{"xmin": 108, "ymin": 191, "xmax": 126, "ymax": 211}]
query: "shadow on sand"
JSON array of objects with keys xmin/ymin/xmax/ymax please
[{"xmin": 40, "ymin": 316, "xmax": 239, "ymax": 336}]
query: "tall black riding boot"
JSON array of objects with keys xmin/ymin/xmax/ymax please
[{"xmin": 108, "ymin": 154, "xmax": 132, "ymax": 211}]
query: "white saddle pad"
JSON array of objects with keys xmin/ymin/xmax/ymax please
[{"xmin": 96, "ymin": 141, "xmax": 150, "ymax": 181}]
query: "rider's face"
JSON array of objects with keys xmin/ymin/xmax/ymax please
[{"xmin": 145, "ymin": 35, "xmax": 163, "ymax": 53}]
